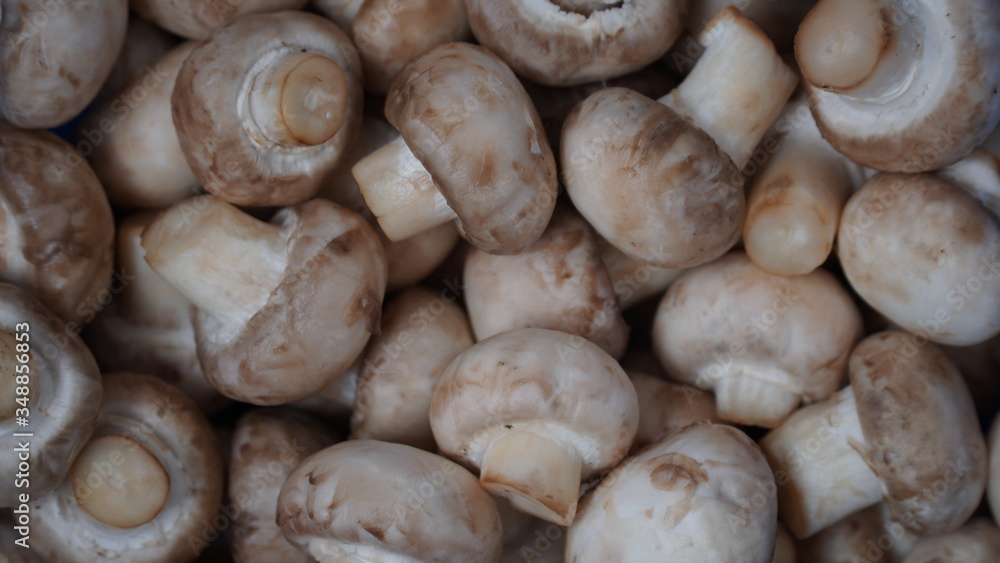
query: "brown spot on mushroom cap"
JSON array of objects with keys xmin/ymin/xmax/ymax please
[{"xmin": 850, "ymin": 331, "xmax": 987, "ymax": 536}]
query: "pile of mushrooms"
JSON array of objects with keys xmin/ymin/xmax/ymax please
[{"xmin": 3, "ymin": 1, "xmax": 1000, "ymax": 561}]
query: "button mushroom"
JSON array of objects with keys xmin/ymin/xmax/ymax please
[
  {"xmin": 96, "ymin": 14, "xmax": 178, "ymax": 103},
  {"xmin": 277, "ymin": 439, "xmax": 503, "ymax": 562},
  {"xmin": 565, "ymin": 422, "xmax": 777, "ymax": 562},
  {"xmin": 353, "ymin": 42, "xmax": 558, "ymax": 254},
  {"xmin": 761, "ymin": 331, "xmax": 988, "ymax": 539},
  {"xmin": 0, "ymin": 0, "xmax": 128, "ymax": 128},
  {"xmin": 0, "ymin": 126, "xmax": 115, "ymax": 329},
  {"xmin": 797, "ymin": 503, "xmax": 918, "ymax": 563},
  {"xmin": 0, "ymin": 283, "xmax": 102, "ymax": 507},
  {"xmin": 837, "ymin": 161, "xmax": 1000, "ymax": 346},
  {"xmin": 463, "ymin": 206, "xmax": 629, "ymax": 358},
  {"xmin": 85, "ymin": 42, "xmax": 199, "ymax": 210},
  {"xmin": 83, "ymin": 214, "xmax": 226, "ymax": 414},
  {"xmin": 292, "ymin": 355, "xmax": 361, "ymax": 420},
  {"xmin": 172, "ymin": 11, "xmax": 363, "ymax": 206},
  {"xmin": 463, "ymin": 0, "xmax": 685, "ymax": 86},
  {"xmin": 903, "ymin": 518, "xmax": 1000, "ymax": 563},
  {"xmin": 653, "ymin": 252, "xmax": 863, "ymax": 428},
  {"xmin": 628, "ymin": 370, "xmax": 720, "ymax": 451},
  {"xmin": 562, "ymin": 8, "xmax": 797, "ymax": 268},
  {"xmin": 351, "ymin": 286, "xmax": 474, "ymax": 449},
  {"xmin": 141, "ymin": 195, "xmax": 388, "ymax": 405},
  {"xmin": 31, "ymin": 373, "xmax": 224, "ymax": 562},
  {"xmin": 132, "ymin": 0, "xmax": 309, "ymax": 39},
  {"xmin": 229, "ymin": 408, "xmax": 337, "ymax": 562},
  {"xmin": 794, "ymin": 0, "xmax": 1000, "ymax": 172},
  {"xmin": 430, "ymin": 328, "xmax": 639, "ymax": 525},
  {"xmin": 598, "ymin": 239, "xmax": 684, "ymax": 310}
]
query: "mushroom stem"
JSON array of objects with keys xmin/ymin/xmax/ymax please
[
  {"xmin": 353, "ymin": 136, "xmax": 458, "ymax": 241},
  {"xmin": 658, "ymin": 7, "xmax": 797, "ymax": 169},
  {"xmin": 480, "ymin": 431, "xmax": 582, "ymax": 526},
  {"xmin": 142, "ymin": 197, "xmax": 289, "ymax": 324},
  {"xmin": 711, "ymin": 365, "xmax": 802, "ymax": 428},
  {"xmin": 246, "ymin": 51, "xmax": 349, "ymax": 147},
  {"xmin": 761, "ymin": 388, "xmax": 883, "ymax": 539},
  {"xmin": 795, "ymin": 0, "xmax": 920, "ymax": 97}
]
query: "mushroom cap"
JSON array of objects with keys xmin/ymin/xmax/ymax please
[
  {"xmin": 277, "ymin": 439, "xmax": 503, "ymax": 563},
  {"xmin": 903, "ymin": 518, "xmax": 1000, "ymax": 563},
  {"xmin": 0, "ymin": 283, "xmax": 102, "ymax": 506},
  {"xmin": 385, "ymin": 42, "xmax": 558, "ymax": 254},
  {"xmin": 653, "ymin": 252, "xmax": 862, "ymax": 422},
  {"xmin": 561, "ymin": 87, "xmax": 745, "ymax": 268},
  {"xmin": 31, "ymin": 373, "xmax": 224, "ymax": 562},
  {"xmin": 849, "ymin": 331, "xmax": 987, "ymax": 536},
  {"xmin": 430, "ymin": 328, "xmax": 638, "ymax": 479},
  {"xmin": 351, "ymin": 286, "xmax": 474, "ymax": 449},
  {"xmin": 463, "ymin": 206, "xmax": 629, "ymax": 358},
  {"xmin": 189, "ymin": 199, "xmax": 388, "ymax": 405},
  {"xmin": 797, "ymin": 503, "xmax": 919, "ymax": 563},
  {"xmin": 0, "ymin": 0, "xmax": 128, "ymax": 128},
  {"xmin": 565, "ymin": 422, "xmax": 777, "ymax": 562},
  {"xmin": 230, "ymin": 408, "xmax": 336, "ymax": 563},
  {"xmin": 132, "ymin": 0, "xmax": 309, "ymax": 39},
  {"xmin": 838, "ymin": 173, "xmax": 1000, "ymax": 346},
  {"xmin": 172, "ymin": 11, "xmax": 363, "ymax": 206},
  {"xmin": 292, "ymin": 354, "xmax": 362, "ymax": 420},
  {"xmin": 628, "ymin": 370, "xmax": 719, "ymax": 451},
  {"xmin": 0, "ymin": 127, "xmax": 114, "ymax": 328},
  {"xmin": 799, "ymin": 0, "xmax": 1000, "ymax": 172},
  {"xmin": 464, "ymin": 0, "xmax": 684, "ymax": 86},
  {"xmin": 96, "ymin": 15, "xmax": 179, "ymax": 102}
]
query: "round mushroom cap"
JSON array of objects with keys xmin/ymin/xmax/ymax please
[
  {"xmin": 838, "ymin": 173, "xmax": 1000, "ymax": 346},
  {"xmin": 277, "ymin": 439, "xmax": 503, "ymax": 563},
  {"xmin": 230, "ymin": 408, "xmax": 337, "ymax": 563},
  {"xmin": 430, "ymin": 328, "xmax": 638, "ymax": 480},
  {"xmin": 464, "ymin": 206, "xmax": 629, "ymax": 358},
  {"xmin": 0, "ymin": 283, "xmax": 102, "ymax": 507},
  {"xmin": 653, "ymin": 252, "xmax": 863, "ymax": 427},
  {"xmin": 565, "ymin": 422, "xmax": 777, "ymax": 562},
  {"xmin": 0, "ymin": 127, "xmax": 114, "ymax": 328},
  {"xmin": 172, "ymin": 11, "xmax": 363, "ymax": 206},
  {"xmin": 903, "ymin": 518, "xmax": 1000, "ymax": 563},
  {"xmin": 850, "ymin": 331, "xmax": 987, "ymax": 536},
  {"xmin": 385, "ymin": 42, "xmax": 558, "ymax": 255},
  {"xmin": 464, "ymin": 0, "xmax": 684, "ymax": 87},
  {"xmin": 562, "ymin": 87, "xmax": 745, "ymax": 268},
  {"xmin": 132, "ymin": 0, "xmax": 309, "ymax": 39},
  {"xmin": 0, "ymin": 0, "xmax": 128, "ymax": 128},
  {"xmin": 31, "ymin": 373, "xmax": 224, "ymax": 562}
]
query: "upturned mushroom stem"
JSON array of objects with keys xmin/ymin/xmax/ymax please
[
  {"xmin": 142, "ymin": 197, "xmax": 288, "ymax": 324},
  {"xmin": 796, "ymin": 0, "xmax": 921, "ymax": 98},
  {"xmin": 354, "ymin": 136, "xmax": 458, "ymax": 241},
  {"xmin": 480, "ymin": 431, "xmax": 582, "ymax": 526},
  {"xmin": 709, "ymin": 364, "xmax": 802, "ymax": 428},
  {"xmin": 658, "ymin": 7, "xmax": 798, "ymax": 170},
  {"xmin": 761, "ymin": 388, "xmax": 883, "ymax": 539},
  {"xmin": 118, "ymin": 216, "xmax": 191, "ymax": 321},
  {"xmin": 246, "ymin": 51, "xmax": 349, "ymax": 147}
]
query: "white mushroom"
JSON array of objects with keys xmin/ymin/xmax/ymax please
[
  {"xmin": 797, "ymin": 503, "xmax": 918, "ymax": 562},
  {"xmin": 903, "ymin": 518, "xmax": 1000, "ymax": 563},
  {"xmin": 132, "ymin": 0, "xmax": 309, "ymax": 39},
  {"xmin": 96, "ymin": 14, "xmax": 178, "ymax": 102},
  {"xmin": 598, "ymin": 238, "xmax": 684, "ymax": 310},
  {"xmin": 628, "ymin": 370, "xmax": 720, "ymax": 451}
]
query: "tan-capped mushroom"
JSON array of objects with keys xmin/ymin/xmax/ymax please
[
  {"xmin": 0, "ymin": 127, "xmax": 114, "ymax": 329},
  {"xmin": 463, "ymin": 0, "xmax": 685, "ymax": 87},
  {"xmin": 83, "ymin": 214, "xmax": 226, "ymax": 414},
  {"xmin": 0, "ymin": 283, "xmax": 102, "ymax": 507},
  {"xmin": 132, "ymin": 0, "xmax": 308, "ymax": 39},
  {"xmin": 797, "ymin": 503, "xmax": 918, "ymax": 563},
  {"xmin": 141, "ymin": 196, "xmax": 388, "ymax": 405},
  {"xmin": 353, "ymin": 42, "xmax": 558, "ymax": 254},
  {"xmin": 430, "ymin": 328, "xmax": 639, "ymax": 526},
  {"xmin": 628, "ymin": 370, "xmax": 720, "ymax": 451},
  {"xmin": 31, "ymin": 373, "xmax": 224, "ymax": 562},
  {"xmin": 653, "ymin": 252, "xmax": 862, "ymax": 428},
  {"xmin": 565, "ymin": 422, "xmax": 777, "ymax": 562},
  {"xmin": 837, "ymin": 160, "xmax": 1000, "ymax": 346},
  {"xmin": 316, "ymin": 0, "xmax": 470, "ymax": 94},
  {"xmin": 903, "ymin": 518, "xmax": 1000, "ymax": 563},
  {"xmin": 794, "ymin": 0, "xmax": 1000, "ymax": 172},
  {"xmin": 85, "ymin": 42, "xmax": 199, "ymax": 210},
  {"xmin": 172, "ymin": 11, "xmax": 363, "ymax": 206},
  {"xmin": 230, "ymin": 408, "xmax": 337, "ymax": 562},
  {"xmin": 277, "ymin": 439, "xmax": 503, "ymax": 562},
  {"xmin": 351, "ymin": 286, "xmax": 474, "ymax": 449},
  {"xmin": 562, "ymin": 8, "xmax": 797, "ymax": 268},
  {"xmin": 463, "ymin": 206, "xmax": 629, "ymax": 358},
  {"xmin": 96, "ymin": 15, "xmax": 178, "ymax": 102},
  {"xmin": 0, "ymin": 1, "xmax": 128, "ymax": 128},
  {"xmin": 762, "ymin": 331, "xmax": 987, "ymax": 539}
]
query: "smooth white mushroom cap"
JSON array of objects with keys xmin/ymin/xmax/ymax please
[
  {"xmin": 903, "ymin": 518, "xmax": 1000, "ymax": 563},
  {"xmin": 277, "ymin": 440, "xmax": 503, "ymax": 563},
  {"xmin": 132, "ymin": 0, "xmax": 309, "ymax": 39},
  {"xmin": 565, "ymin": 423, "xmax": 777, "ymax": 562}
]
